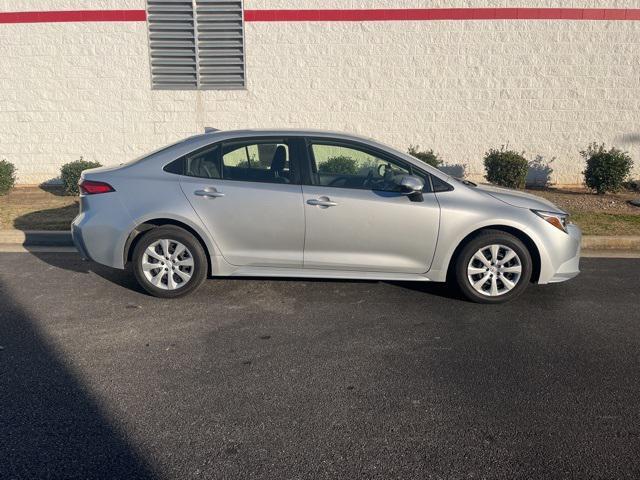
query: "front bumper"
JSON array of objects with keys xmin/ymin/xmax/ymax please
[{"xmin": 541, "ymin": 223, "xmax": 582, "ymax": 284}]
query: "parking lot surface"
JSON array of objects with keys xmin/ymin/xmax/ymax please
[{"xmin": 1, "ymin": 253, "xmax": 639, "ymax": 479}]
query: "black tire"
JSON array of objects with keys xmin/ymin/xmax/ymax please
[
  {"xmin": 454, "ymin": 229, "xmax": 532, "ymax": 304},
  {"xmin": 132, "ymin": 226, "xmax": 207, "ymax": 298}
]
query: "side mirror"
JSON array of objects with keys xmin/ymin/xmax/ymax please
[
  {"xmin": 399, "ymin": 175, "xmax": 424, "ymax": 193},
  {"xmin": 398, "ymin": 175, "xmax": 424, "ymax": 202}
]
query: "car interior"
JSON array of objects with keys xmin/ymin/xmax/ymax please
[
  {"xmin": 175, "ymin": 138, "xmax": 436, "ymax": 193},
  {"xmin": 185, "ymin": 145, "xmax": 220, "ymax": 179},
  {"xmin": 310, "ymin": 143, "xmax": 412, "ymax": 192},
  {"xmin": 222, "ymin": 142, "xmax": 292, "ymax": 184},
  {"xmin": 183, "ymin": 142, "xmax": 292, "ymax": 184}
]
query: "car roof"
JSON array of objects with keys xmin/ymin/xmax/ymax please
[
  {"xmin": 197, "ymin": 128, "xmax": 377, "ymax": 143},
  {"xmin": 187, "ymin": 128, "xmax": 404, "ymax": 158}
]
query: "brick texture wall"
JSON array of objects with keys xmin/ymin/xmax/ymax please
[{"xmin": 1, "ymin": 1, "xmax": 639, "ymax": 184}]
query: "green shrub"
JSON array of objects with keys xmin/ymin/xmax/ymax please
[
  {"xmin": 483, "ymin": 147, "xmax": 529, "ymax": 189},
  {"xmin": 60, "ymin": 157, "xmax": 102, "ymax": 195},
  {"xmin": 318, "ymin": 156, "xmax": 358, "ymax": 175},
  {"xmin": 408, "ymin": 145, "xmax": 443, "ymax": 168},
  {"xmin": 581, "ymin": 143, "xmax": 634, "ymax": 194},
  {"xmin": 0, "ymin": 159, "xmax": 16, "ymax": 195}
]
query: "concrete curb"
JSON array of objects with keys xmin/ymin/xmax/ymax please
[
  {"xmin": 580, "ymin": 235, "xmax": 640, "ymax": 250},
  {"xmin": 1, "ymin": 229, "xmax": 640, "ymax": 251}
]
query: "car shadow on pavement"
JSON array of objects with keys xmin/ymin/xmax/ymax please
[
  {"xmin": 24, "ymin": 250, "xmax": 149, "ymax": 294},
  {"xmin": 0, "ymin": 278, "xmax": 157, "ymax": 479},
  {"xmin": 23, "ymin": 250, "xmax": 467, "ymax": 301},
  {"xmin": 387, "ymin": 280, "xmax": 465, "ymax": 301}
]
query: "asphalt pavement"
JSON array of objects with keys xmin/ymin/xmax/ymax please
[{"xmin": 1, "ymin": 253, "xmax": 639, "ymax": 479}]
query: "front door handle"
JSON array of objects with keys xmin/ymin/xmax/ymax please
[
  {"xmin": 195, "ymin": 189, "xmax": 225, "ymax": 198},
  {"xmin": 307, "ymin": 198, "xmax": 337, "ymax": 207}
]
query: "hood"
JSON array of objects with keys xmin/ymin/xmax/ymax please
[{"xmin": 474, "ymin": 183, "xmax": 565, "ymax": 213}]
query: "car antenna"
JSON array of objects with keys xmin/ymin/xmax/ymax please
[{"xmin": 204, "ymin": 127, "xmax": 220, "ymax": 134}]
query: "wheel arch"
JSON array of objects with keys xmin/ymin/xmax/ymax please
[
  {"xmin": 124, "ymin": 218, "xmax": 213, "ymax": 275},
  {"xmin": 446, "ymin": 225, "xmax": 542, "ymax": 283}
]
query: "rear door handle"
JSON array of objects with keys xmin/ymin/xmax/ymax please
[
  {"xmin": 195, "ymin": 189, "xmax": 225, "ymax": 198},
  {"xmin": 307, "ymin": 198, "xmax": 337, "ymax": 207}
]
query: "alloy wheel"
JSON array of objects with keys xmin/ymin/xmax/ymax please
[
  {"xmin": 141, "ymin": 239, "xmax": 194, "ymax": 290},
  {"xmin": 467, "ymin": 244, "xmax": 522, "ymax": 297}
]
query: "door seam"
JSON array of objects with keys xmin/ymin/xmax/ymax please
[{"xmin": 300, "ymin": 184, "xmax": 307, "ymax": 267}]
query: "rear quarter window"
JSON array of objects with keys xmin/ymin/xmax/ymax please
[
  {"xmin": 164, "ymin": 158, "xmax": 185, "ymax": 175},
  {"xmin": 163, "ymin": 144, "xmax": 222, "ymax": 180}
]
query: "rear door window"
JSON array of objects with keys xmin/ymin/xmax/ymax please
[
  {"xmin": 184, "ymin": 144, "xmax": 221, "ymax": 179},
  {"xmin": 221, "ymin": 140, "xmax": 294, "ymax": 184}
]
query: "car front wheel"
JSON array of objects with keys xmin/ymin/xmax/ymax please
[
  {"xmin": 454, "ymin": 230, "xmax": 532, "ymax": 304},
  {"xmin": 132, "ymin": 226, "xmax": 207, "ymax": 298}
]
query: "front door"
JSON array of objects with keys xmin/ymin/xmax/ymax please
[
  {"xmin": 301, "ymin": 140, "xmax": 440, "ymax": 273},
  {"xmin": 180, "ymin": 138, "xmax": 305, "ymax": 267}
]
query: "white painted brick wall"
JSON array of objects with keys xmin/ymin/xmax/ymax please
[{"xmin": 1, "ymin": 1, "xmax": 640, "ymax": 184}]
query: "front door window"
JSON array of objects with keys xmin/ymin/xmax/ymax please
[{"xmin": 309, "ymin": 143, "xmax": 411, "ymax": 192}]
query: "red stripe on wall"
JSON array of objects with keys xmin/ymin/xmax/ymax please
[
  {"xmin": 0, "ymin": 10, "xmax": 146, "ymax": 24},
  {"xmin": 243, "ymin": 8, "xmax": 640, "ymax": 22},
  {"xmin": 2, "ymin": 8, "xmax": 640, "ymax": 24}
]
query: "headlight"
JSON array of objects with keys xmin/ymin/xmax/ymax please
[{"xmin": 532, "ymin": 210, "xmax": 569, "ymax": 233}]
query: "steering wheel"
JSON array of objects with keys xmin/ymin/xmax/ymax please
[{"xmin": 362, "ymin": 169, "xmax": 374, "ymax": 188}]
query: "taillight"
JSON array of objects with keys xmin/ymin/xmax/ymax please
[{"xmin": 79, "ymin": 180, "xmax": 115, "ymax": 195}]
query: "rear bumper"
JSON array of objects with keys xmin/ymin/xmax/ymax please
[
  {"xmin": 70, "ymin": 193, "xmax": 132, "ymax": 269},
  {"xmin": 71, "ymin": 222, "xmax": 91, "ymax": 261}
]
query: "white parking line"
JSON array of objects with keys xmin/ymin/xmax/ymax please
[{"xmin": 0, "ymin": 245, "xmax": 78, "ymax": 253}]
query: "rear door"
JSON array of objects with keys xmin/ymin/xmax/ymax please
[
  {"xmin": 178, "ymin": 137, "xmax": 306, "ymax": 267},
  {"xmin": 300, "ymin": 138, "xmax": 441, "ymax": 273}
]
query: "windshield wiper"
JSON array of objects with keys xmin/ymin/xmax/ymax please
[{"xmin": 454, "ymin": 178, "xmax": 477, "ymax": 187}]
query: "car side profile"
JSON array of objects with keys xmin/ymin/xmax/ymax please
[{"xmin": 71, "ymin": 129, "xmax": 581, "ymax": 303}]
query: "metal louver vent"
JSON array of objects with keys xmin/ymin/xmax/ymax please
[
  {"xmin": 146, "ymin": 0, "xmax": 245, "ymax": 90},
  {"xmin": 147, "ymin": 0, "xmax": 197, "ymax": 89},
  {"xmin": 196, "ymin": 0, "xmax": 245, "ymax": 89}
]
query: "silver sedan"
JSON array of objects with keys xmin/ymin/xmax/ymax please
[{"xmin": 71, "ymin": 129, "xmax": 581, "ymax": 303}]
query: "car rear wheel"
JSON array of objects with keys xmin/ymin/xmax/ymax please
[
  {"xmin": 454, "ymin": 230, "xmax": 532, "ymax": 304},
  {"xmin": 132, "ymin": 226, "xmax": 207, "ymax": 298}
]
